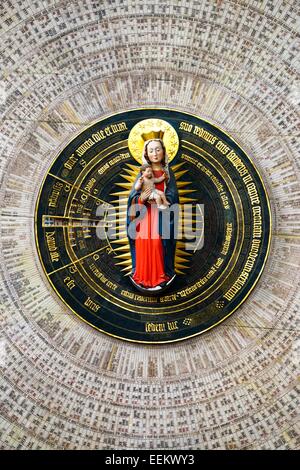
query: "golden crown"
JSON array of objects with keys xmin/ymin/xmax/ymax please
[
  {"xmin": 141, "ymin": 130, "xmax": 164, "ymax": 141},
  {"xmin": 128, "ymin": 118, "xmax": 179, "ymax": 163}
]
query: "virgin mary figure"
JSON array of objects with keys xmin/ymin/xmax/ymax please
[{"xmin": 126, "ymin": 137, "xmax": 179, "ymax": 292}]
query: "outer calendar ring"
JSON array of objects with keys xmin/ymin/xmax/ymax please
[{"xmin": 35, "ymin": 108, "xmax": 272, "ymax": 343}]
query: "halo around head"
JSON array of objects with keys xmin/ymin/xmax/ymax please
[{"xmin": 128, "ymin": 118, "xmax": 179, "ymax": 164}]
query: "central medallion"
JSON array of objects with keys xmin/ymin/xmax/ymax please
[{"xmin": 35, "ymin": 108, "xmax": 271, "ymax": 343}]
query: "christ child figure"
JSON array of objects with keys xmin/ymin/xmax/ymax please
[{"xmin": 134, "ymin": 164, "xmax": 170, "ymax": 210}]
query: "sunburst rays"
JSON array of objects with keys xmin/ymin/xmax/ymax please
[{"xmin": 109, "ymin": 162, "xmax": 201, "ymax": 276}]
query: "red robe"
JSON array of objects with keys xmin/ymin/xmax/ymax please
[{"xmin": 133, "ymin": 170, "xmax": 170, "ymax": 287}]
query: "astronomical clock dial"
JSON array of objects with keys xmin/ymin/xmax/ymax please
[{"xmin": 35, "ymin": 109, "xmax": 271, "ymax": 343}]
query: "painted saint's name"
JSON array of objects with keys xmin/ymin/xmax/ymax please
[
  {"xmin": 89, "ymin": 263, "xmax": 118, "ymax": 290},
  {"xmin": 223, "ymin": 238, "xmax": 261, "ymax": 301},
  {"xmin": 75, "ymin": 122, "xmax": 128, "ymax": 157},
  {"xmin": 84, "ymin": 296, "xmax": 100, "ymax": 312},
  {"xmin": 221, "ymin": 222, "xmax": 233, "ymax": 256}
]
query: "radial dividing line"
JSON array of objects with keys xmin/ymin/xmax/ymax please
[{"xmin": 47, "ymin": 244, "xmax": 109, "ymax": 276}]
